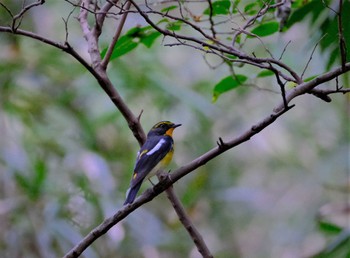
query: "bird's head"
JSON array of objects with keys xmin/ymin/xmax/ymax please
[{"xmin": 148, "ymin": 121, "xmax": 181, "ymax": 137}]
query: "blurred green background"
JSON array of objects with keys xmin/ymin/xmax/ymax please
[{"xmin": 0, "ymin": 1, "xmax": 349, "ymax": 257}]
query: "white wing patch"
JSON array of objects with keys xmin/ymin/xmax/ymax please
[{"xmin": 146, "ymin": 138, "xmax": 166, "ymax": 156}]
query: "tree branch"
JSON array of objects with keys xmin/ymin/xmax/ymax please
[
  {"xmin": 101, "ymin": 0, "xmax": 131, "ymax": 69},
  {"xmin": 309, "ymin": 87, "xmax": 350, "ymax": 102},
  {"xmin": 274, "ymin": 62, "xmax": 350, "ymax": 112},
  {"xmin": 77, "ymin": 0, "xmax": 146, "ymax": 144},
  {"xmin": 9, "ymin": 0, "xmax": 45, "ymax": 31},
  {"xmin": 162, "ymin": 177, "xmax": 214, "ymax": 258},
  {"xmin": 337, "ymin": 0, "xmax": 347, "ymax": 70},
  {"xmin": 0, "ymin": 24, "xmax": 146, "ymax": 145},
  {"xmin": 206, "ymin": 0, "xmax": 216, "ymax": 38},
  {"xmin": 128, "ymin": 0, "xmax": 302, "ymax": 83}
]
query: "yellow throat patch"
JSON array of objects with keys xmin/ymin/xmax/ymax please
[{"xmin": 165, "ymin": 127, "xmax": 175, "ymax": 136}]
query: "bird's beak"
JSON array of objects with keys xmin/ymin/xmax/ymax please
[{"xmin": 172, "ymin": 123, "xmax": 182, "ymax": 128}]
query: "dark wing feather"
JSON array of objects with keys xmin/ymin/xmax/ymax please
[{"xmin": 129, "ymin": 136, "xmax": 173, "ymax": 188}]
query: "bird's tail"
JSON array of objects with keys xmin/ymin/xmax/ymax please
[{"xmin": 124, "ymin": 182, "xmax": 142, "ymax": 205}]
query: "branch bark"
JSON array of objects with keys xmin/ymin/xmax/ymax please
[{"xmin": 164, "ymin": 185, "xmax": 214, "ymax": 258}]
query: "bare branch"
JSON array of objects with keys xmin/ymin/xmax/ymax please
[
  {"xmin": 309, "ymin": 86, "xmax": 350, "ymax": 102},
  {"xmin": 271, "ymin": 65, "xmax": 288, "ymax": 108},
  {"xmin": 101, "ymin": 0, "xmax": 132, "ymax": 69},
  {"xmin": 278, "ymin": 40, "xmax": 291, "ymax": 60},
  {"xmin": 62, "ymin": 6, "xmax": 76, "ymax": 43},
  {"xmin": 128, "ymin": 0, "xmax": 301, "ymax": 83},
  {"xmin": 0, "ymin": 2, "xmax": 14, "ymax": 19},
  {"xmin": 231, "ymin": 1, "xmax": 282, "ymax": 47},
  {"xmin": 275, "ymin": 62, "xmax": 350, "ymax": 112},
  {"xmin": 163, "ymin": 182, "xmax": 214, "ymax": 258},
  {"xmin": 11, "ymin": 0, "xmax": 45, "ymax": 31},
  {"xmin": 206, "ymin": 0, "xmax": 216, "ymax": 38},
  {"xmin": 337, "ymin": 0, "xmax": 347, "ymax": 70},
  {"xmin": 301, "ymin": 35, "xmax": 325, "ymax": 79}
]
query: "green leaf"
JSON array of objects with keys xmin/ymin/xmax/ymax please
[
  {"xmin": 286, "ymin": 0, "xmax": 325, "ymax": 28},
  {"xmin": 318, "ymin": 220, "xmax": 343, "ymax": 235},
  {"xmin": 203, "ymin": 0, "xmax": 231, "ymax": 16},
  {"xmin": 326, "ymin": 47, "xmax": 340, "ymax": 70},
  {"xmin": 33, "ymin": 159, "xmax": 47, "ymax": 190},
  {"xmin": 110, "ymin": 36, "xmax": 139, "ymax": 59},
  {"xmin": 140, "ymin": 31, "xmax": 161, "ymax": 48},
  {"xmin": 244, "ymin": 2, "xmax": 259, "ymax": 15},
  {"xmin": 225, "ymin": 54, "xmax": 237, "ymax": 60},
  {"xmin": 251, "ymin": 22, "xmax": 279, "ymax": 37},
  {"xmin": 101, "ymin": 26, "xmax": 162, "ymax": 59},
  {"xmin": 304, "ymin": 75, "xmax": 318, "ymax": 82},
  {"xmin": 161, "ymin": 5, "xmax": 178, "ymax": 12},
  {"xmin": 257, "ymin": 70, "xmax": 274, "ymax": 77},
  {"xmin": 157, "ymin": 18, "xmax": 169, "ymax": 25},
  {"xmin": 212, "ymin": 74, "xmax": 247, "ymax": 102},
  {"xmin": 166, "ymin": 21, "xmax": 183, "ymax": 31},
  {"xmin": 125, "ymin": 26, "xmax": 143, "ymax": 37}
]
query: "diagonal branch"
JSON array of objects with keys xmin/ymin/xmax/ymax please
[
  {"xmin": 78, "ymin": 0, "xmax": 146, "ymax": 144},
  {"xmin": 101, "ymin": 0, "xmax": 131, "ymax": 69},
  {"xmin": 206, "ymin": 0, "xmax": 216, "ymax": 38},
  {"xmin": 163, "ymin": 184, "xmax": 213, "ymax": 258},
  {"xmin": 337, "ymin": 0, "xmax": 347, "ymax": 70}
]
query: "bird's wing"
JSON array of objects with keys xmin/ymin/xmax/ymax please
[{"xmin": 129, "ymin": 136, "xmax": 173, "ymax": 188}]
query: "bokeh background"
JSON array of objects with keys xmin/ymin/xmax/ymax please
[{"xmin": 0, "ymin": 1, "xmax": 349, "ymax": 257}]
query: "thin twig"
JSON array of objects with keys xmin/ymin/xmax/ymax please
[
  {"xmin": 128, "ymin": 0, "xmax": 301, "ymax": 83},
  {"xmin": 231, "ymin": 1, "xmax": 281, "ymax": 47},
  {"xmin": 11, "ymin": 0, "xmax": 45, "ymax": 31},
  {"xmin": 0, "ymin": 2, "xmax": 14, "ymax": 18},
  {"xmin": 301, "ymin": 35, "xmax": 325, "ymax": 79},
  {"xmin": 207, "ymin": 0, "xmax": 216, "ymax": 38},
  {"xmin": 271, "ymin": 64, "xmax": 288, "ymax": 108},
  {"xmin": 279, "ymin": 40, "xmax": 291, "ymax": 60},
  {"xmin": 337, "ymin": 0, "xmax": 347, "ymax": 70},
  {"xmin": 62, "ymin": 6, "xmax": 76, "ymax": 43},
  {"xmin": 101, "ymin": 0, "xmax": 131, "ymax": 69}
]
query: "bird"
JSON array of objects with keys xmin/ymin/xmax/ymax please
[{"xmin": 124, "ymin": 121, "xmax": 181, "ymax": 205}]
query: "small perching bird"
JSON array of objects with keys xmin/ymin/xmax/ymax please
[{"xmin": 124, "ymin": 121, "xmax": 181, "ymax": 205}]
